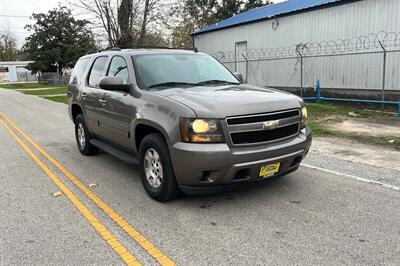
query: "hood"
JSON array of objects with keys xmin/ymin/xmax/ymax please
[{"xmin": 151, "ymin": 84, "xmax": 303, "ymax": 118}]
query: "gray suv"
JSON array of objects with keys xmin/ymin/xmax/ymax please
[{"xmin": 68, "ymin": 48, "xmax": 312, "ymax": 201}]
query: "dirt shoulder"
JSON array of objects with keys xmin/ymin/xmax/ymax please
[{"xmin": 307, "ymin": 103, "xmax": 400, "ymax": 150}]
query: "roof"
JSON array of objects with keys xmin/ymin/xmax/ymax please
[{"xmin": 193, "ymin": 0, "xmax": 348, "ymax": 35}]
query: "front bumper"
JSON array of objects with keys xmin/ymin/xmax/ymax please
[{"xmin": 170, "ymin": 126, "xmax": 312, "ymax": 193}]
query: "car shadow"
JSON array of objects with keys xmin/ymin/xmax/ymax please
[
  {"xmin": 175, "ymin": 174, "xmax": 298, "ymax": 204},
  {"xmin": 82, "ymin": 149, "xmax": 302, "ymax": 208}
]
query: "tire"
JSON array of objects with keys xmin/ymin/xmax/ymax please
[
  {"xmin": 138, "ymin": 133, "xmax": 180, "ymax": 202},
  {"xmin": 75, "ymin": 114, "xmax": 99, "ymax": 156}
]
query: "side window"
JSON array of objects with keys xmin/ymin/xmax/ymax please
[
  {"xmin": 88, "ymin": 56, "xmax": 108, "ymax": 87},
  {"xmin": 107, "ymin": 56, "xmax": 129, "ymax": 84},
  {"xmin": 70, "ymin": 58, "xmax": 89, "ymax": 85}
]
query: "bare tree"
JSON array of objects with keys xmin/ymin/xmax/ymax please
[
  {"xmin": 72, "ymin": 0, "xmax": 129, "ymax": 46},
  {"xmin": 0, "ymin": 31, "xmax": 18, "ymax": 61},
  {"xmin": 138, "ymin": 0, "xmax": 150, "ymax": 46},
  {"xmin": 137, "ymin": 0, "xmax": 163, "ymax": 46},
  {"xmin": 71, "ymin": 0, "xmax": 168, "ymax": 48},
  {"xmin": 118, "ymin": 0, "xmax": 134, "ymax": 47}
]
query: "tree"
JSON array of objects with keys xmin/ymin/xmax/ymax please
[
  {"xmin": 170, "ymin": 22, "xmax": 196, "ymax": 48},
  {"xmin": 169, "ymin": 0, "xmax": 272, "ymax": 49},
  {"xmin": 217, "ymin": 0, "xmax": 243, "ymax": 21},
  {"xmin": 73, "ymin": 0, "xmax": 168, "ymax": 47},
  {"xmin": 0, "ymin": 31, "xmax": 19, "ymax": 61},
  {"xmin": 23, "ymin": 6, "xmax": 96, "ymax": 75},
  {"xmin": 242, "ymin": 0, "xmax": 273, "ymax": 12},
  {"xmin": 184, "ymin": 0, "xmax": 219, "ymax": 29},
  {"xmin": 136, "ymin": 0, "xmax": 166, "ymax": 46},
  {"xmin": 169, "ymin": 0, "xmax": 219, "ymax": 48},
  {"xmin": 118, "ymin": 0, "xmax": 135, "ymax": 47},
  {"xmin": 216, "ymin": 0, "xmax": 273, "ymax": 20},
  {"xmin": 73, "ymin": 0, "xmax": 136, "ymax": 47}
]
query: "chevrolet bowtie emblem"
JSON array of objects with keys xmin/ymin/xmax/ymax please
[{"xmin": 263, "ymin": 120, "xmax": 279, "ymax": 130}]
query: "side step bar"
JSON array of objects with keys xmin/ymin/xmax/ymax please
[{"xmin": 89, "ymin": 139, "xmax": 138, "ymax": 165}]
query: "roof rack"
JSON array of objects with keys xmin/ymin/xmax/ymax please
[
  {"xmin": 101, "ymin": 47, "xmax": 122, "ymax": 52},
  {"xmin": 101, "ymin": 46, "xmax": 196, "ymax": 51}
]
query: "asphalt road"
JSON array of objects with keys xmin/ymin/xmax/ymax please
[{"xmin": 1, "ymin": 89, "xmax": 399, "ymax": 265}]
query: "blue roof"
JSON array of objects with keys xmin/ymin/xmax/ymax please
[{"xmin": 193, "ymin": 0, "xmax": 345, "ymax": 35}]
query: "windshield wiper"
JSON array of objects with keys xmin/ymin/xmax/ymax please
[
  {"xmin": 148, "ymin": 82, "xmax": 198, "ymax": 89},
  {"xmin": 197, "ymin": 80, "xmax": 240, "ymax": 85},
  {"xmin": 113, "ymin": 66, "xmax": 127, "ymax": 76}
]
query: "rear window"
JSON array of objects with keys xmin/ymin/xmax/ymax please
[{"xmin": 69, "ymin": 58, "xmax": 90, "ymax": 85}]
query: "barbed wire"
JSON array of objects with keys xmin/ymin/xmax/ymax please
[{"xmin": 214, "ymin": 31, "xmax": 400, "ymax": 62}]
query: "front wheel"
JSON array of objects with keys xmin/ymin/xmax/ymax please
[{"xmin": 138, "ymin": 133, "xmax": 179, "ymax": 202}]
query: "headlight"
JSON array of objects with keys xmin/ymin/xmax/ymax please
[
  {"xmin": 180, "ymin": 118, "xmax": 225, "ymax": 143},
  {"xmin": 301, "ymin": 106, "xmax": 308, "ymax": 127}
]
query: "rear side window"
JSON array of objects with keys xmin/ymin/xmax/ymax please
[
  {"xmin": 107, "ymin": 56, "xmax": 129, "ymax": 84},
  {"xmin": 88, "ymin": 56, "xmax": 108, "ymax": 87},
  {"xmin": 70, "ymin": 58, "xmax": 89, "ymax": 85}
]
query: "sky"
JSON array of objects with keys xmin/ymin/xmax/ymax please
[
  {"xmin": 0, "ymin": 0, "xmax": 60, "ymax": 47},
  {"xmin": 1, "ymin": 0, "xmax": 286, "ymax": 47}
]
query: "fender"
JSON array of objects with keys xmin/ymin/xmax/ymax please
[
  {"xmin": 132, "ymin": 119, "xmax": 171, "ymax": 153},
  {"xmin": 69, "ymin": 101, "xmax": 85, "ymax": 122}
]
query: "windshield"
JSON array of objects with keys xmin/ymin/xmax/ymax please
[{"xmin": 132, "ymin": 53, "xmax": 239, "ymax": 89}]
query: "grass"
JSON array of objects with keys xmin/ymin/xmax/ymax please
[
  {"xmin": 0, "ymin": 83, "xmax": 57, "ymax": 89},
  {"xmin": 43, "ymin": 95, "xmax": 68, "ymax": 104},
  {"xmin": 307, "ymin": 103, "xmax": 362, "ymax": 137},
  {"xmin": 0, "ymin": 82, "xmax": 68, "ymax": 104},
  {"xmin": 307, "ymin": 120, "xmax": 335, "ymax": 136},
  {"xmin": 307, "ymin": 103, "xmax": 378, "ymax": 119},
  {"xmin": 22, "ymin": 87, "xmax": 67, "ymax": 95},
  {"xmin": 306, "ymin": 103, "xmax": 400, "ymax": 150}
]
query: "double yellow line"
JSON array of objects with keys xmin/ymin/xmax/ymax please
[{"xmin": 0, "ymin": 113, "xmax": 175, "ymax": 266}]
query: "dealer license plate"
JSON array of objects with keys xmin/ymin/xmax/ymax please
[{"xmin": 259, "ymin": 163, "xmax": 281, "ymax": 177}]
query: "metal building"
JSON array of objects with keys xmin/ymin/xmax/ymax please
[
  {"xmin": 0, "ymin": 61, "xmax": 36, "ymax": 83},
  {"xmin": 192, "ymin": 0, "xmax": 400, "ymax": 103}
]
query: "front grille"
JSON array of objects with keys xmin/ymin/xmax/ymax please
[
  {"xmin": 227, "ymin": 110, "xmax": 300, "ymax": 125},
  {"xmin": 226, "ymin": 109, "xmax": 301, "ymax": 145},
  {"xmin": 230, "ymin": 124, "xmax": 299, "ymax": 145}
]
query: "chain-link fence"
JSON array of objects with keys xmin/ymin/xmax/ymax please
[
  {"xmin": 38, "ymin": 72, "xmax": 70, "ymax": 85},
  {"xmin": 16, "ymin": 69, "xmax": 37, "ymax": 83},
  {"xmin": 214, "ymin": 31, "xmax": 400, "ymax": 113}
]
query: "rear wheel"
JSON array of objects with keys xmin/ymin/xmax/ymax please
[
  {"xmin": 138, "ymin": 133, "xmax": 179, "ymax": 202},
  {"xmin": 75, "ymin": 114, "xmax": 99, "ymax": 156}
]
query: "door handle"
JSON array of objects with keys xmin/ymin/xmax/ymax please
[
  {"xmin": 99, "ymin": 99, "xmax": 108, "ymax": 105},
  {"xmin": 81, "ymin": 92, "xmax": 88, "ymax": 101}
]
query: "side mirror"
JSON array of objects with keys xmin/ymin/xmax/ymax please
[
  {"xmin": 99, "ymin": 76, "xmax": 131, "ymax": 93},
  {"xmin": 233, "ymin": 72, "xmax": 244, "ymax": 83}
]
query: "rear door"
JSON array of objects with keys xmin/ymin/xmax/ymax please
[
  {"xmin": 99, "ymin": 55, "xmax": 135, "ymax": 149},
  {"xmin": 82, "ymin": 56, "xmax": 109, "ymax": 135},
  {"xmin": 68, "ymin": 56, "xmax": 90, "ymax": 116}
]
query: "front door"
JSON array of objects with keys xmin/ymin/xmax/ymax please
[
  {"xmin": 99, "ymin": 55, "xmax": 135, "ymax": 149},
  {"xmin": 235, "ymin": 41, "xmax": 248, "ymax": 83}
]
